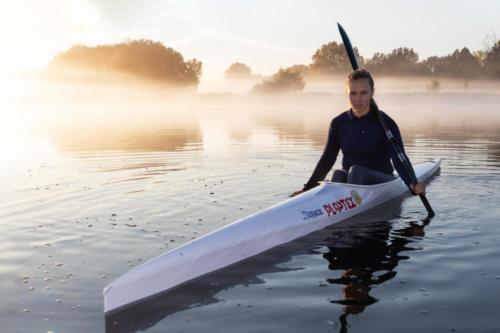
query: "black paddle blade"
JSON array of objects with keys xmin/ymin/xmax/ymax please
[
  {"xmin": 420, "ymin": 194, "xmax": 435, "ymax": 220},
  {"xmin": 337, "ymin": 22, "xmax": 359, "ymax": 70}
]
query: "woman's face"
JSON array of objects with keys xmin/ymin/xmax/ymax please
[{"xmin": 347, "ymin": 79, "xmax": 374, "ymax": 115}]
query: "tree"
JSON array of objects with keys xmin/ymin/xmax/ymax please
[
  {"xmin": 421, "ymin": 56, "xmax": 443, "ymax": 76},
  {"xmin": 366, "ymin": 47, "xmax": 422, "ymax": 75},
  {"xmin": 421, "ymin": 47, "xmax": 482, "ymax": 79},
  {"xmin": 224, "ymin": 62, "xmax": 253, "ymax": 79},
  {"xmin": 309, "ymin": 42, "xmax": 364, "ymax": 76},
  {"xmin": 49, "ymin": 39, "xmax": 202, "ymax": 87},
  {"xmin": 449, "ymin": 47, "xmax": 482, "ymax": 78},
  {"xmin": 484, "ymin": 40, "xmax": 500, "ymax": 79},
  {"xmin": 286, "ymin": 64, "xmax": 309, "ymax": 78},
  {"xmin": 427, "ymin": 79, "xmax": 441, "ymax": 92},
  {"xmin": 473, "ymin": 50, "xmax": 487, "ymax": 66},
  {"xmin": 252, "ymin": 67, "xmax": 305, "ymax": 94}
]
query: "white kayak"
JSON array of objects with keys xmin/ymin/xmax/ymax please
[{"xmin": 104, "ymin": 159, "xmax": 440, "ymax": 313}]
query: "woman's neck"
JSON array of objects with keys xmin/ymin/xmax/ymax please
[{"xmin": 352, "ymin": 107, "xmax": 370, "ymax": 118}]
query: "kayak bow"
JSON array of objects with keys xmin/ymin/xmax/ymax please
[{"xmin": 103, "ymin": 159, "xmax": 440, "ymax": 313}]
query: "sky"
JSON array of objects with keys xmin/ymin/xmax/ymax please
[{"xmin": 0, "ymin": 0, "xmax": 499, "ymax": 82}]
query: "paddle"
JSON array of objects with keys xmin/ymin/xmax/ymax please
[{"xmin": 337, "ymin": 22, "xmax": 435, "ymax": 218}]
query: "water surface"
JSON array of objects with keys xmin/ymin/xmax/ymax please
[{"xmin": 1, "ymin": 93, "xmax": 500, "ymax": 332}]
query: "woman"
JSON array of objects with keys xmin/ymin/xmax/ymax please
[{"xmin": 291, "ymin": 69, "xmax": 426, "ymax": 197}]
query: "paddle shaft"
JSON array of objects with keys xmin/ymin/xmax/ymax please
[{"xmin": 337, "ymin": 23, "xmax": 435, "ymax": 217}]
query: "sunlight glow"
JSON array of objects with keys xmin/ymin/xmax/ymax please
[
  {"xmin": 0, "ymin": 115, "xmax": 56, "ymax": 170},
  {"xmin": 199, "ymin": 115, "xmax": 230, "ymax": 155},
  {"xmin": 0, "ymin": 0, "xmax": 102, "ymax": 73}
]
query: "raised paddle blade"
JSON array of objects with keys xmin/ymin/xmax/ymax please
[{"xmin": 337, "ymin": 22, "xmax": 359, "ymax": 70}]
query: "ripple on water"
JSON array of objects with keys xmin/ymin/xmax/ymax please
[{"xmin": 1, "ymin": 118, "xmax": 500, "ymax": 332}]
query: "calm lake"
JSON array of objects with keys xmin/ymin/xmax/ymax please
[{"xmin": 1, "ymin": 91, "xmax": 500, "ymax": 332}]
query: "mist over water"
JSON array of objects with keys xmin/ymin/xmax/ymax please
[{"xmin": 1, "ymin": 76, "xmax": 500, "ymax": 332}]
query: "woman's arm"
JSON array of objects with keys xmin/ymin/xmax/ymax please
[
  {"xmin": 384, "ymin": 114, "xmax": 425, "ymax": 194},
  {"xmin": 302, "ymin": 119, "xmax": 341, "ymax": 191}
]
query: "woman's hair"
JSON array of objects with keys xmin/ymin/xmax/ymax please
[{"xmin": 346, "ymin": 69, "xmax": 374, "ymax": 91}]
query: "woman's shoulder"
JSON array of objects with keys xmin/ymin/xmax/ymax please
[{"xmin": 331, "ymin": 110, "xmax": 351, "ymax": 125}]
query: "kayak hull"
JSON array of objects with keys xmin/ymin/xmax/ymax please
[{"xmin": 104, "ymin": 159, "xmax": 440, "ymax": 313}]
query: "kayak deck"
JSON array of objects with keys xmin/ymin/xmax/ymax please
[{"xmin": 104, "ymin": 159, "xmax": 441, "ymax": 313}]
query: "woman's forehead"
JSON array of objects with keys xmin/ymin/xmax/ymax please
[{"xmin": 348, "ymin": 79, "xmax": 372, "ymax": 90}]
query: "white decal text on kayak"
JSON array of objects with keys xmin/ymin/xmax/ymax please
[{"xmin": 302, "ymin": 209, "xmax": 324, "ymax": 220}]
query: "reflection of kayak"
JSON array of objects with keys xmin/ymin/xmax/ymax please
[{"xmin": 104, "ymin": 159, "xmax": 441, "ymax": 313}]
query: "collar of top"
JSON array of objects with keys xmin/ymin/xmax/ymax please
[{"xmin": 347, "ymin": 108, "xmax": 376, "ymax": 121}]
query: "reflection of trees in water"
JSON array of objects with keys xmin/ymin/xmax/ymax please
[
  {"xmin": 228, "ymin": 127, "xmax": 252, "ymax": 142},
  {"xmin": 45, "ymin": 92, "xmax": 500, "ymax": 159},
  {"xmin": 239, "ymin": 92, "xmax": 500, "ymax": 147},
  {"xmin": 252, "ymin": 105, "xmax": 421, "ymax": 149},
  {"xmin": 251, "ymin": 107, "xmax": 500, "ymax": 169},
  {"xmin": 486, "ymin": 142, "xmax": 500, "ymax": 166},
  {"xmin": 51, "ymin": 127, "xmax": 201, "ymax": 154},
  {"xmin": 403, "ymin": 128, "xmax": 500, "ymax": 168},
  {"xmin": 105, "ymin": 196, "xmax": 433, "ymax": 333},
  {"xmin": 250, "ymin": 96, "xmax": 341, "ymax": 148}
]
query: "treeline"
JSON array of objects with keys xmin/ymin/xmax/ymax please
[
  {"xmin": 48, "ymin": 37, "xmax": 500, "ymax": 93},
  {"xmin": 251, "ymin": 68, "xmax": 305, "ymax": 94},
  {"xmin": 48, "ymin": 39, "xmax": 202, "ymax": 88},
  {"xmin": 306, "ymin": 40, "xmax": 500, "ymax": 79},
  {"xmin": 232, "ymin": 39, "xmax": 500, "ymax": 94}
]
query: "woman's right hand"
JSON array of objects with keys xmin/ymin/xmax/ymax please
[
  {"xmin": 290, "ymin": 189, "xmax": 304, "ymax": 197},
  {"xmin": 410, "ymin": 182, "xmax": 426, "ymax": 195}
]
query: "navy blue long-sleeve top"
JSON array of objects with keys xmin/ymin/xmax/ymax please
[{"xmin": 303, "ymin": 109, "xmax": 416, "ymax": 191}]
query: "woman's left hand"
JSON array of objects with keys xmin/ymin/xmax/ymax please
[{"xmin": 410, "ymin": 182, "xmax": 426, "ymax": 195}]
